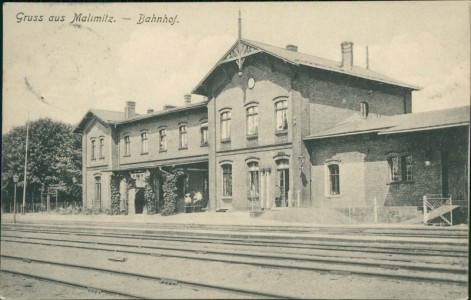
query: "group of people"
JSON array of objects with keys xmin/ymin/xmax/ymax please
[{"xmin": 184, "ymin": 191, "xmax": 203, "ymax": 206}]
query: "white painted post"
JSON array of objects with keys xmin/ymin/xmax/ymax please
[
  {"xmin": 266, "ymin": 170, "xmax": 270, "ymax": 209},
  {"xmin": 260, "ymin": 171, "xmax": 265, "ymax": 209},
  {"xmin": 423, "ymin": 195, "xmax": 428, "ymax": 225},
  {"xmin": 373, "ymin": 197, "xmax": 378, "ymax": 224}
]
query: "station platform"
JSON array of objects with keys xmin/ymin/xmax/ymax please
[{"xmin": 1, "ymin": 208, "xmax": 468, "ymax": 231}]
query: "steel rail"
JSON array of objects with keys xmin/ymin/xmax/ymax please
[
  {"xmin": 2, "ymin": 227, "xmax": 467, "ymax": 257},
  {"xmin": 1, "ymin": 268, "xmax": 143, "ymax": 299},
  {"xmin": 1, "ymin": 255, "xmax": 295, "ymax": 299},
  {"xmin": 2, "ymin": 235, "xmax": 466, "ymax": 274},
  {"xmin": 4, "ymin": 223, "xmax": 468, "ymax": 245},
  {"xmin": 2, "ymin": 238, "xmax": 467, "ymax": 285},
  {"xmin": 4, "ymin": 221, "xmax": 468, "ymax": 238}
]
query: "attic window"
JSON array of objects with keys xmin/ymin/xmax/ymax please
[{"xmin": 360, "ymin": 102, "xmax": 369, "ymax": 118}]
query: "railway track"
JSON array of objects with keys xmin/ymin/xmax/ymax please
[
  {"xmin": 2, "ymin": 225, "xmax": 467, "ymax": 257},
  {"xmin": 1, "ymin": 255, "xmax": 292, "ymax": 299},
  {"xmin": 4, "ymin": 221, "xmax": 468, "ymax": 238},
  {"xmin": 1, "ymin": 225, "xmax": 467, "ymax": 285}
]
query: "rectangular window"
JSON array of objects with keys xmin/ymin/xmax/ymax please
[
  {"xmin": 99, "ymin": 138, "xmax": 104, "ymax": 159},
  {"xmin": 91, "ymin": 140, "xmax": 96, "ymax": 160},
  {"xmin": 275, "ymin": 100, "xmax": 288, "ymax": 131},
  {"xmin": 222, "ymin": 165, "xmax": 232, "ymax": 197},
  {"xmin": 179, "ymin": 125, "xmax": 187, "ymax": 149},
  {"xmin": 201, "ymin": 124, "xmax": 208, "ymax": 146},
  {"xmin": 159, "ymin": 129, "xmax": 167, "ymax": 151},
  {"xmin": 328, "ymin": 164, "xmax": 340, "ymax": 195},
  {"xmin": 248, "ymin": 162, "xmax": 259, "ymax": 198},
  {"xmin": 141, "ymin": 132, "xmax": 148, "ymax": 154},
  {"xmin": 388, "ymin": 156, "xmax": 402, "ymax": 182},
  {"xmin": 124, "ymin": 136, "xmax": 130, "ymax": 156},
  {"xmin": 221, "ymin": 111, "xmax": 231, "ymax": 141},
  {"xmin": 247, "ymin": 106, "xmax": 258, "ymax": 136}
]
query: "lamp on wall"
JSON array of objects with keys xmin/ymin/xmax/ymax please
[{"xmin": 424, "ymin": 150, "xmax": 432, "ymax": 167}]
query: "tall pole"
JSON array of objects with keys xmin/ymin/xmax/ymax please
[
  {"xmin": 13, "ymin": 182, "xmax": 17, "ymax": 223},
  {"xmin": 22, "ymin": 117, "xmax": 30, "ymax": 214},
  {"xmin": 366, "ymin": 45, "xmax": 369, "ymax": 70},
  {"xmin": 13, "ymin": 175, "xmax": 19, "ymax": 223},
  {"xmin": 238, "ymin": 10, "xmax": 242, "ymax": 41}
]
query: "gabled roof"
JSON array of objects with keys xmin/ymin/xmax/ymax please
[
  {"xmin": 303, "ymin": 106, "xmax": 470, "ymax": 140},
  {"xmin": 115, "ymin": 101, "xmax": 207, "ymax": 125},
  {"xmin": 193, "ymin": 39, "xmax": 420, "ymax": 95},
  {"xmin": 73, "ymin": 109, "xmax": 126, "ymax": 133},
  {"xmin": 73, "ymin": 102, "xmax": 208, "ymax": 133}
]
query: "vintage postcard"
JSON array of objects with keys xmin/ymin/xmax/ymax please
[{"xmin": 2, "ymin": 2, "xmax": 469, "ymax": 299}]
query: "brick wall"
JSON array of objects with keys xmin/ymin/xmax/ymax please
[
  {"xmin": 299, "ymin": 68, "xmax": 412, "ymax": 134},
  {"xmin": 309, "ymin": 127, "xmax": 468, "ymax": 209},
  {"xmin": 117, "ymin": 107, "xmax": 208, "ymax": 168}
]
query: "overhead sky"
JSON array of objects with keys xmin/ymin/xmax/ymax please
[{"xmin": 3, "ymin": 2, "xmax": 470, "ymax": 133}]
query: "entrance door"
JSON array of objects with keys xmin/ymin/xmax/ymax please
[
  {"xmin": 278, "ymin": 169, "xmax": 289, "ymax": 207},
  {"xmin": 135, "ymin": 189, "xmax": 145, "ymax": 214}
]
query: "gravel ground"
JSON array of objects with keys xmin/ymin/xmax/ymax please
[
  {"xmin": 1, "ymin": 240, "xmax": 467, "ymax": 299},
  {"xmin": 0, "ymin": 272, "xmax": 124, "ymax": 299}
]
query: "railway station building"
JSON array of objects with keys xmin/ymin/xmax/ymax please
[{"xmin": 74, "ymin": 37, "xmax": 469, "ymax": 223}]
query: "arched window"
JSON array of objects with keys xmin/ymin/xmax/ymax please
[
  {"xmin": 275, "ymin": 100, "xmax": 288, "ymax": 131},
  {"xmin": 221, "ymin": 164, "xmax": 232, "ymax": 197},
  {"xmin": 248, "ymin": 161, "xmax": 260, "ymax": 199},
  {"xmin": 141, "ymin": 132, "xmax": 148, "ymax": 154},
  {"xmin": 328, "ymin": 164, "xmax": 340, "ymax": 195},
  {"xmin": 221, "ymin": 111, "xmax": 231, "ymax": 141},
  {"xmin": 99, "ymin": 138, "xmax": 105, "ymax": 159},
  {"xmin": 246, "ymin": 106, "xmax": 258, "ymax": 136},
  {"xmin": 200, "ymin": 121, "xmax": 208, "ymax": 146},
  {"xmin": 276, "ymin": 159, "xmax": 290, "ymax": 207},
  {"xmin": 179, "ymin": 125, "xmax": 187, "ymax": 149},
  {"xmin": 91, "ymin": 139, "xmax": 96, "ymax": 160},
  {"xmin": 124, "ymin": 135, "xmax": 131, "ymax": 156},
  {"xmin": 159, "ymin": 128, "xmax": 167, "ymax": 151}
]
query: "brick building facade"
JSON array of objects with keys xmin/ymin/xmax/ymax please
[{"xmin": 74, "ymin": 37, "xmax": 469, "ymax": 222}]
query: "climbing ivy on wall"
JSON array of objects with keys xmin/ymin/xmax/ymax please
[
  {"xmin": 144, "ymin": 170, "xmax": 160, "ymax": 215},
  {"xmin": 110, "ymin": 174, "xmax": 122, "ymax": 215},
  {"xmin": 161, "ymin": 168, "xmax": 184, "ymax": 216},
  {"xmin": 109, "ymin": 171, "xmax": 135, "ymax": 215}
]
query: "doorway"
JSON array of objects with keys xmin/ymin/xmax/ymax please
[
  {"xmin": 135, "ymin": 188, "xmax": 145, "ymax": 214},
  {"xmin": 278, "ymin": 169, "xmax": 290, "ymax": 207}
]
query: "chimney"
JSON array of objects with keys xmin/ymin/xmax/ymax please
[
  {"xmin": 125, "ymin": 101, "xmax": 136, "ymax": 119},
  {"xmin": 341, "ymin": 41, "xmax": 353, "ymax": 69},
  {"xmin": 147, "ymin": 109, "xmax": 154, "ymax": 114},
  {"xmin": 163, "ymin": 105, "xmax": 177, "ymax": 110},
  {"xmin": 286, "ymin": 44, "xmax": 298, "ymax": 52},
  {"xmin": 184, "ymin": 94, "xmax": 191, "ymax": 105}
]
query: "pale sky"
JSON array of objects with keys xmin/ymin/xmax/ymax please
[{"xmin": 3, "ymin": 2, "xmax": 470, "ymax": 133}]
